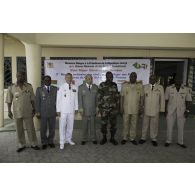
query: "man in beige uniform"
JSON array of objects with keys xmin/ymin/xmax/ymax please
[
  {"xmin": 139, "ymin": 75, "xmax": 165, "ymax": 146},
  {"xmin": 120, "ymin": 72, "xmax": 144, "ymax": 145},
  {"xmin": 164, "ymin": 78, "xmax": 192, "ymax": 148},
  {"xmin": 6, "ymin": 72, "xmax": 40, "ymax": 152}
]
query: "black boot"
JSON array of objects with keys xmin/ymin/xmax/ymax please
[
  {"xmin": 110, "ymin": 134, "xmax": 118, "ymax": 145},
  {"xmin": 100, "ymin": 134, "xmax": 107, "ymax": 145}
]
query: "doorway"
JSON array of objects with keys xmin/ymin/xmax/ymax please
[{"xmin": 154, "ymin": 59, "xmax": 188, "ymax": 89}]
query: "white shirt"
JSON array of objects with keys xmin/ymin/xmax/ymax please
[
  {"xmin": 150, "ymin": 84, "xmax": 155, "ymax": 90},
  {"xmin": 45, "ymin": 85, "xmax": 50, "ymax": 91},
  {"xmin": 86, "ymin": 83, "xmax": 91, "ymax": 89}
]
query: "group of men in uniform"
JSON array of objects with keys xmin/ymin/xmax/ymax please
[
  {"xmin": 120, "ymin": 73, "xmax": 165, "ymax": 146},
  {"xmin": 6, "ymin": 72, "xmax": 59, "ymax": 152},
  {"xmin": 120, "ymin": 72, "xmax": 192, "ymax": 148},
  {"xmin": 6, "ymin": 70, "xmax": 192, "ymax": 152}
]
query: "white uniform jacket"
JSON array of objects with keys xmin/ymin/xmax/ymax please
[
  {"xmin": 56, "ymin": 83, "xmax": 78, "ymax": 114},
  {"xmin": 143, "ymin": 84, "xmax": 165, "ymax": 117},
  {"xmin": 165, "ymin": 84, "xmax": 192, "ymax": 117}
]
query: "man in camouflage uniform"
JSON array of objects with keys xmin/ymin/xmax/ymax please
[
  {"xmin": 98, "ymin": 71, "xmax": 120, "ymax": 145},
  {"xmin": 6, "ymin": 72, "xmax": 40, "ymax": 152}
]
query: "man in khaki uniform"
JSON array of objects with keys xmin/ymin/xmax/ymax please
[
  {"xmin": 6, "ymin": 72, "xmax": 40, "ymax": 152},
  {"xmin": 139, "ymin": 75, "xmax": 165, "ymax": 146},
  {"xmin": 165, "ymin": 78, "xmax": 192, "ymax": 148},
  {"xmin": 120, "ymin": 72, "xmax": 144, "ymax": 145}
]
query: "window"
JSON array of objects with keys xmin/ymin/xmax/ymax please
[
  {"xmin": 4, "ymin": 57, "xmax": 12, "ymax": 88},
  {"xmin": 16, "ymin": 56, "xmax": 45, "ymax": 83}
]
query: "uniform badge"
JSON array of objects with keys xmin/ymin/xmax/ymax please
[
  {"xmin": 42, "ymin": 92, "xmax": 46, "ymax": 100},
  {"xmin": 42, "ymin": 92, "xmax": 46, "ymax": 97},
  {"xmin": 25, "ymin": 89, "xmax": 30, "ymax": 93},
  {"xmin": 72, "ymin": 89, "xmax": 76, "ymax": 92},
  {"xmin": 15, "ymin": 92, "xmax": 19, "ymax": 100},
  {"xmin": 15, "ymin": 92, "xmax": 19, "ymax": 96}
]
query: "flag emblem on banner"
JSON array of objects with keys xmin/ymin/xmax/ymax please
[
  {"xmin": 47, "ymin": 62, "xmax": 54, "ymax": 68},
  {"xmin": 133, "ymin": 62, "xmax": 148, "ymax": 69}
]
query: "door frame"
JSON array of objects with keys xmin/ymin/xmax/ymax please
[{"xmin": 153, "ymin": 58, "xmax": 188, "ymax": 85}]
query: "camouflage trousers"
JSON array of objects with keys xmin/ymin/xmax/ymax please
[{"xmin": 100, "ymin": 110, "xmax": 117, "ymax": 135}]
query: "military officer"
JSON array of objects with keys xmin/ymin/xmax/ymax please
[
  {"xmin": 98, "ymin": 71, "xmax": 120, "ymax": 145},
  {"xmin": 57, "ymin": 73, "xmax": 78, "ymax": 150},
  {"xmin": 120, "ymin": 72, "xmax": 144, "ymax": 145},
  {"xmin": 6, "ymin": 72, "xmax": 40, "ymax": 152},
  {"xmin": 78, "ymin": 74, "xmax": 98, "ymax": 145},
  {"xmin": 35, "ymin": 75, "xmax": 58, "ymax": 149},
  {"xmin": 164, "ymin": 78, "xmax": 192, "ymax": 148},
  {"xmin": 139, "ymin": 75, "xmax": 165, "ymax": 146}
]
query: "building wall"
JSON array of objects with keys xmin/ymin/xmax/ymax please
[
  {"xmin": 3, "ymin": 36, "xmax": 195, "ymax": 118},
  {"xmin": 9, "ymin": 33, "xmax": 195, "ymax": 49}
]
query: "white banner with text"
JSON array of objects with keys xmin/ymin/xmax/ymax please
[{"xmin": 44, "ymin": 59, "xmax": 151, "ymax": 91}]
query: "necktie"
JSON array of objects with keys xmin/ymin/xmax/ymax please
[
  {"xmin": 47, "ymin": 86, "xmax": 50, "ymax": 93},
  {"xmin": 89, "ymin": 85, "xmax": 91, "ymax": 91},
  {"xmin": 69, "ymin": 84, "xmax": 71, "ymax": 90},
  {"xmin": 152, "ymin": 85, "xmax": 154, "ymax": 90}
]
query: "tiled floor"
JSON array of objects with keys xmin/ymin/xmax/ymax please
[{"xmin": 0, "ymin": 116, "xmax": 194, "ymax": 163}]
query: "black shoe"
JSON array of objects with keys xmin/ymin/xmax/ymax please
[
  {"xmin": 93, "ymin": 141, "xmax": 97, "ymax": 144},
  {"xmin": 152, "ymin": 141, "xmax": 158, "ymax": 147},
  {"xmin": 164, "ymin": 142, "xmax": 170, "ymax": 147},
  {"xmin": 42, "ymin": 144, "xmax": 47, "ymax": 150},
  {"xmin": 100, "ymin": 136, "xmax": 107, "ymax": 145},
  {"xmin": 177, "ymin": 143, "xmax": 187, "ymax": 148},
  {"xmin": 110, "ymin": 138, "xmax": 118, "ymax": 145},
  {"xmin": 16, "ymin": 146, "xmax": 26, "ymax": 153},
  {"xmin": 31, "ymin": 145, "xmax": 40, "ymax": 150},
  {"xmin": 139, "ymin": 139, "xmax": 146, "ymax": 144},
  {"xmin": 48, "ymin": 143, "xmax": 55, "ymax": 148},
  {"xmin": 81, "ymin": 141, "xmax": 86, "ymax": 145},
  {"xmin": 121, "ymin": 140, "xmax": 127, "ymax": 145},
  {"xmin": 130, "ymin": 140, "xmax": 137, "ymax": 145}
]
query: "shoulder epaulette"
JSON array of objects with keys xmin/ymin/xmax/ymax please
[{"xmin": 26, "ymin": 82, "xmax": 32, "ymax": 86}]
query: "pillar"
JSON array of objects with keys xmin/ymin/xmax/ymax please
[
  {"xmin": 24, "ymin": 43, "xmax": 42, "ymax": 130},
  {"xmin": 0, "ymin": 34, "xmax": 4, "ymax": 127}
]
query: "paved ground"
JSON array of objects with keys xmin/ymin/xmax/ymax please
[{"xmin": 0, "ymin": 116, "xmax": 194, "ymax": 163}]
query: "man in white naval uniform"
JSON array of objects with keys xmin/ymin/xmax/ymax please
[
  {"xmin": 164, "ymin": 78, "xmax": 192, "ymax": 148},
  {"xmin": 57, "ymin": 73, "xmax": 78, "ymax": 149}
]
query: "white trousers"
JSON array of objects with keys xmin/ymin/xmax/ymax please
[
  {"xmin": 166, "ymin": 111, "xmax": 186, "ymax": 145},
  {"xmin": 141, "ymin": 114, "xmax": 159, "ymax": 141},
  {"xmin": 59, "ymin": 113, "xmax": 74, "ymax": 145}
]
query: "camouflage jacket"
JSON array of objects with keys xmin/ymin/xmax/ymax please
[{"xmin": 98, "ymin": 81, "xmax": 120, "ymax": 112}]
